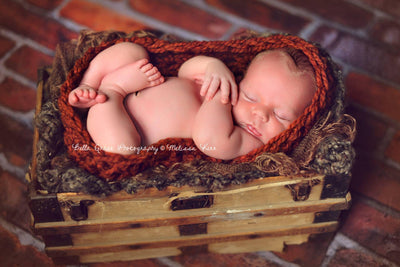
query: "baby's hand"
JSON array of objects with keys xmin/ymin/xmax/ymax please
[{"xmin": 200, "ymin": 60, "xmax": 238, "ymax": 105}]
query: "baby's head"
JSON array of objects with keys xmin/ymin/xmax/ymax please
[{"xmin": 232, "ymin": 48, "xmax": 317, "ymax": 144}]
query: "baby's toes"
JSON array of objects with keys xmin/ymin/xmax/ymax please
[
  {"xmin": 136, "ymin": 58, "xmax": 149, "ymax": 68},
  {"xmin": 68, "ymin": 92, "xmax": 79, "ymax": 105},
  {"xmin": 148, "ymin": 72, "xmax": 165, "ymax": 86},
  {"xmin": 74, "ymin": 88, "xmax": 84, "ymax": 97},
  {"xmin": 137, "ymin": 60, "xmax": 164, "ymax": 86},
  {"xmin": 69, "ymin": 88, "xmax": 85, "ymax": 104},
  {"xmin": 142, "ymin": 63, "xmax": 160, "ymax": 76},
  {"xmin": 89, "ymin": 88, "xmax": 97, "ymax": 99},
  {"xmin": 95, "ymin": 93, "xmax": 107, "ymax": 103},
  {"xmin": 81, "ymin": 88, "xmax": 89, "ymax": 98},
  {"xmin": 147, "ymin": 68, "xmax": 161, "ymax": 80},
  {"xmin": 138, "ymin": 61, "xmax": 153, "ymax": 74}
]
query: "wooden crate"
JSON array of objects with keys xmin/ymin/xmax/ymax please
[{"xmin": 28, "ymin": 69, "xmax": 351, "ymax": 265}]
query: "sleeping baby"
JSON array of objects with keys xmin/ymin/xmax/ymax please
[{"xmin": 68, "ymin": 42, "xmax": 316, "ymax": 160}]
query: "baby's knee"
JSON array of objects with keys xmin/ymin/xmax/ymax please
[{"xmin": 114, "ymin": 42, "xmax": 149, "ymax": 61}]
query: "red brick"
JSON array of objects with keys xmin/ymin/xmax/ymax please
[
  {"xmin": 280, "ymin": 0, "xmax": 373, "ymax": 28},
  {"xmin": 0, "ymin": 169, "xmax": 31, "ymax": 231},
  {"xmin": 0, "ymin": 112, "xmax": 33, "ymax": 166},
  {"xmin": 130, "ymin": 0, "xmax": 231, "ymax": 39},
  {"xmin": 345, "ymin": 72, "xmax": 400, "ymax": 122},
  {"xmin": 0, "ymin": 36, "xmax": 15, "ymax": 58},
  {"xmin": 356, "ymin": 0, "xmax": 400, "ymax": 19},
  {"xmin": 351, "ymin": 157, "xmax": 400, "ymax": 211},
  {"xmin": 0, "ymin": 226, "xmax": 54, "ymax": 267},
  {"xmin": 5, "ymin": 46, "xmax": 53, "ymax": 82},
  {"xmin": 26, "ymin": 0, "xmax": 63, "ymax": 10},
  {"xmin": 8, "ymin": 153, "xmax": 27, "ymax": 168},
  {"xmin": 345, "ymin": 105, "xmax": 388, "ymax": 154},
  {"xmin": 60, "ymin": 0, "xmax": 146, "ymax": 33},
  {"xmin": 311, "ymin": 26, "xmax": 400, "ymax": 85},
  {"xmin": 172, "ymin": 252, "xmax": 280, "ymax": 267},
  {"xmin": 206, "ymin": 0, "xmax": 310, "ymax": 35},
  {"xmin": 370, "ymin": 19, "xmax": 400, "ymax": 51},
  {"xmin": 328, "ymin": 248, "xmax": 387, "ymax": 267},
  {"xmin": 340, "ymin": 200, "xmax": 400, "ymax": 264},
  {"xmin": 274, "ymin": 233, "xmax": 335, "ymax": 267},
  {"xmin": 0, "ymin": 0, "xmax": 77, "ymax": 50},
  {"xmin": 385, "ymin": 130, "xmax": 400, "ymax": 164},
  {"xmin": 0, "ymin": 77, "xmax": 36, "ymax": 112},
  {"xmin": 309, "ymin": 25, "xmax": 340, "ymax": 48}
]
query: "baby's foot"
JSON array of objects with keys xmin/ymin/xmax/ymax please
[
  {"xmin": 137, "ymin": 59, "xmax": 165, "ymax": 88},
  {"xmin": 99, "ymin": 59, "xmax": 165, "ymax": 95},
  {"xmin": 68, "ymin": 85, "xmax": 107, "ymax": 108}
]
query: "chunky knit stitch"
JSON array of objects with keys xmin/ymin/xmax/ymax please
[{"xmin": 58, "ymin": 33, "xmax": 334, "ymax": 181}]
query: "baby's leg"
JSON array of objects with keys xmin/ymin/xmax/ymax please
[
  {"xmin": 87, "ymin": 90, "xmax": 141, "ymax": 154},
  {"xmin": 70, "ymin": 43, "xmax": 152, "ymax": 153},
  {"xmin": 86, "ymin": 61, "xmax": 165, "ymax": 153},
  {"xmin": 80, "ymin": 42, "xmax": 150, "ymax": 89}
]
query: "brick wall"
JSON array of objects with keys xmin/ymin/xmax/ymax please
[{"xmin": 0, "ymin": 0, "xmax": 399, "ymax": 266}]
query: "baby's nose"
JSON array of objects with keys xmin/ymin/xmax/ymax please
[{"xmin": 252, "ymin": 108, "xmax": 268, "ymax": 123}]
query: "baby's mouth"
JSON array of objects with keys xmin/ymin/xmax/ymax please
[{"xmin": 246, "ymin": 124, "xmax": 262, "ymax": 138}]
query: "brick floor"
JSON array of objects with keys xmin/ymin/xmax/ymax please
[{"xmin": 1, "ymin": 0, "xmax": 399, "ymax": 266}]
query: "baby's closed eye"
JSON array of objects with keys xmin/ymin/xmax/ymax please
[
  {"xmin": 274, "ymin": 112, "xmax": 289, "ymax": 121},
  {"xmin": 242, "ymin": 91, "xmax": 256, "ymax": 102}
]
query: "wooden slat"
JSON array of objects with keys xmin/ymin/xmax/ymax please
[
  {"xmin": 45, "ymin": 221, "xmax": 338, "ymax": 257},
  {"xmin": 53, "ymin": 175, "xmax": 324, "ymax": 223},
  {"xmin": 79, "ymin": 234, "xmax": 310, "ymax": 263},
  {"xmin": 68, "ymin": 212, "xmax": 315, "ymax": 247},
  {"xmin": 35, "ymin": 193, "xmax": 350, "ymax": 236},
  {"xmin": 80, "ymin": 247, "xmax": 181, "ymax": 263},
  {"xmin": 208, "ymin": 234, "xmax": 310, "ymax": 254},
  {"xmin": 208, "ymin": 213, "xmax": 315, "ymax": 235}
]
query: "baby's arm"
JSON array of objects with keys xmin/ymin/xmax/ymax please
[
  {"xmin": 178, "ymin": 56, "xmax": 238, "ymax": 105},
  {"xmin": 192, "ymin": 92, "xmax": 263, "ymax": 160}
]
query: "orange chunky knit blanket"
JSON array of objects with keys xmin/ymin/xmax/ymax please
[{"xmin": 58, "ymin": 33, "xmax": 334, "ymax": 181}]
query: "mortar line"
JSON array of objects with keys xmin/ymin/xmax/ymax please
[{"xmin": 0, "ymin": 216, "xmax": 45, "ymax": 252}]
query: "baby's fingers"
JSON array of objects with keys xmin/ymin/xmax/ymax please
[
  {"xmin": 220, "ymin": 80, "xmax": 231, "ymax": 104},
  {"xmin": 200, "ymin": 75, "xmax": 212, "ymax": 97},
  {"xmin": 230, "ymin": 82, "xmax": 238, "ymax": 105},
  {"xmin": 220, "ymin": 79, "xmax": 238, "ymax": 105},
  {"xmin": 204, "ymin": 77, "xmax": 220, "ymax": 101}
]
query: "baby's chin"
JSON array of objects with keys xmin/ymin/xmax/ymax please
[
  {"xmin": 256, "ymin": 129, "xmax": 285, "ymax": 145},
  {"xmin": 259, "ymin": 136, "xmax": 271, "ymax": 145},
  {"xmin": 260, "ymin": 128, "xmax": 290, "ymax": 145}
]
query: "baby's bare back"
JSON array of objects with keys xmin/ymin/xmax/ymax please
[{"xmin": 125, "ymin": 77, "xmax": 202, "ymax": 145}]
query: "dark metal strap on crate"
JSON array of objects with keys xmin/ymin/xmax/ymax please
[
  {"xmin": 170, "ymin": 195, "xmax": 214, "ymax": 211},
  {"xmin": 320, "ymin": 174, "xmax": 351, "ymax": 199},
  {"xmin": 29, "ymin": 195, "xmax": 64, "ymax": 223},
  {"xmin": 64, "ymin": 200, "xmax": 95, "ymax": 221}
]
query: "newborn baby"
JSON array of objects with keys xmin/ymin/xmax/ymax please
[{"xmin": 68, "ymin": 42, "xmax": 316, "ymax": 160}]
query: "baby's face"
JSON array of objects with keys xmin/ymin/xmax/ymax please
[{"xmin": 232, "ymin": 50, "xmax": 316, "ymax": 144}]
